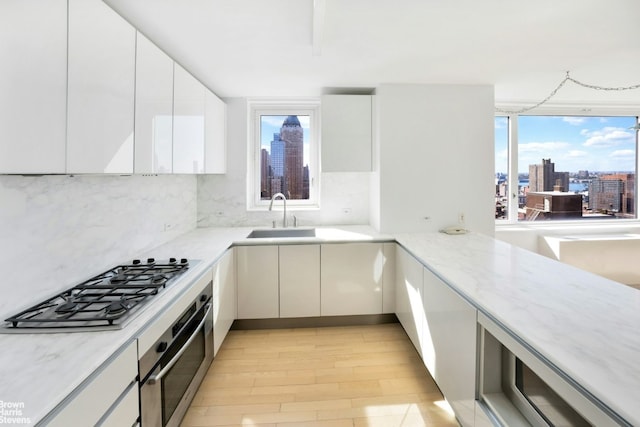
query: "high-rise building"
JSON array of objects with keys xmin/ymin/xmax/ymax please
[
  {"xmin": 260, "ymin": 148, "xmax": 270, "ymax": 197},
  {"xmin": 589, "ymin": 173, "xmax": 635, "ymax": 216},
  {"xmin": 529, "ymin": 158, "xmax": 569, "ymax": 192},
  {"xmin": 280, "ymin": 116, "xmax": 304, "ymax": 199},
  {"xmin": 270, "ymin": 133, "xmax": 284, "ymax": 177}
]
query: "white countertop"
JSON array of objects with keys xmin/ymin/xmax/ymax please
[
  {"xmin": 1, "ymin": 226, "xmax": 638, "ymax": 425},
  {"xmin": 394, "ymin": 231, "xmax": 640, "ymax": 425}
]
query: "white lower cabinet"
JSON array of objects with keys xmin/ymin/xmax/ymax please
[
  {"xmin": 46, "ymin": 340, "xmax": 138, "ymax": 426},
  {"xmin": 395, "ymin": 245, "xmax": 424, "ymax": 356},
  {"xmin": 236, "ymin": 245, "xmax": 279, "ymax": 319},
  {"xmin": 97, "ymin": 382, "xmax": 139, "ymax": 427},
  {"xmin": 422, "ymin": 266, "xmax": 477, "ymax": 427},
  {"xmin": 321, "ymin": 243, "xmax": 384, "ymax": 316},
  {"xmin": 213, "ymin": 249, "xmax": 236, "ymax": 355},
  {"xmin": 279, "ymin": 244, "xmax": 320, "ymax": 318}
]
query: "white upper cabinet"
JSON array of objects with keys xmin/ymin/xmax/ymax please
[
  {"xmin": 173, "ymin": 64, "xmax": 205, "ymax": 174},
  {"xmin": 67, "ymin": 0, "xmax": 136, "ymax": 174},
  {"xmin": 321, "ymin": 94, "xmax": 373, "ymax": 172},
  {"xmin": 134, "ymin": 32, "xmax": 174, "ymax": 174},
  {"xmin": 204, "ymin": 90, "xmax": 227, "ymax": 174},
  {"xmin": 0, "ymin": 0, "xmax": 67, "ymax": 174}
]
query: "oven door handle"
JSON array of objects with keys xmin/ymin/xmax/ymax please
[{"xmin": 148, "ymin": 302, "xmax": 212, "ymax": 385}]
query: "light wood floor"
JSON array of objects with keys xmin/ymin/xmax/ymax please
[{"xmin": 181, "ymin": 323, "xmax": 460, "ymax": 427}]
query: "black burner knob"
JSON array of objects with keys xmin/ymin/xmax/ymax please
[
  {"xmin": 156, "ymin": 341, "xmax": 168, "ymax": 353},
  {"xmin": 200, "ymin": 294, "xmax": 208, "ymax": 302},
  {"xmin": 132, "ymin": 259, "xmax": 141, "ymax": 265},
  {"xmin": 147, "ymin": 258, "xmax": 155, "ymax": 264},
  {"xmin": 169, "ymin": 257, "xmax": 177, "ymax": 263},
  {"xmin": 180, "ymin": 258, "xmax": 188, "ymax": 264}
]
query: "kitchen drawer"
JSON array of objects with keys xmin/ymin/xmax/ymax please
[
  {"xmin": 97, "ymin": 381, "xmax": 139, "ymax": 427},
  {"xmin": 46, "ymin": 340, "xmax": 137, "ymax": 427}
]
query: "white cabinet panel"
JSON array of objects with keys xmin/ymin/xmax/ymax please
[
  {"xmin": 47, "ymin": 341, "xmax": 137, "ymax": 427},
  {"xmin": 213, "ymin": 249, "xmax": 236, "ymax": 355},
  {"xmin": 205, "ymin": 90, "xmax": 227, "ymax": 174},
  {"xmin": 97, "ymin": 382, "xmax": 138, "ymax": 427},
  {"xmin": 382, "ymin": 243, "xmax": 396, "ymax": 313},
  {"xmin": 321, "ymin": 243, "xmax": 384, "ymax": 316},
  {"xmin": 173, "ymin": 64, "xmax": 205, "ymax": 174},
  {"xmin": 321, "ymin": 94, "xmax": 372, "ymax": 172},
  {"xmin": 280, "ymin": 245, "xmax": 320, "ymax": 318},
  {"xmin": 67, "ymin": 0, "xmax": 136, "ymax": 174},
  {"xmin": 394, "ymin": 245, "xmax": 424, "ymax": 356},
  {"xmin": 134, "ymin": 32, "xmax": 174, "ymax": 174},
  {"xmin": 422, "ymin": 267, "xmax": 476, "ymax": 427},
  {"xmin": 0, "ymin": 0, "xmax": 67, "ymax": 173},
  {"xmin": 236, "ymin": 245, "xmax": 279, "ymax": 319}
]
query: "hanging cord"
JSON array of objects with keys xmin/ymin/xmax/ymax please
[{"xmin": 496, "ymin": 71, "xmax": 640, "ymax": 114}]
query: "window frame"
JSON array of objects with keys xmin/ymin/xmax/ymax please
[
  {"xmin": 247, "ymin": 98, "xmax": 321, "ymax": 211},
  {"xmin": 495, "ymin": 106, "xmax": 640, "ymax": 226}
]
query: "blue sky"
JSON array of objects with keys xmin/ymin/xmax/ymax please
[
  {"xmin": 260, "ymin": 115, "xmax": 311, "ymax": 165},
  {"xmin": 495, "ymin": 116, "xmax": 637, "ymax": 175}
]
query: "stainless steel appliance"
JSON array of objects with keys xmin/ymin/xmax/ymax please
[
  {"xmin": 139, "ymin": 282, "xmax": 213, "ymax": 427},
  {"xmin": 3, "ymin": 258, "xmax": 192, "ymax": 332}
]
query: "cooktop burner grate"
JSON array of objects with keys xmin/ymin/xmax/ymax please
[{"xmin": 4, "ymin": 258, "xmax": 192, "ymax": 331}]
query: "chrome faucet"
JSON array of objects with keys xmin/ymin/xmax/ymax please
[{"xmin": 269, "ymin": 192, "xmax": 287, "ymax": 228}]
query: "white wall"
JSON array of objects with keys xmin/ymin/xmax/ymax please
[
  {"xmin": 374, "ymin": 84, "xmax": 495, "ymax": 235},
  {"xmin": 0, "ymin": 174, "xmax": 196, "ymax": 318},
  {"xmin": 197, "ymin": 98, "xmax": 371, "ymax": 227}
]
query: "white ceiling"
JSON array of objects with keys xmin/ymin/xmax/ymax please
[{"xmin": 105, "ymin": 0, "xmax": 640, "ymax": 106}]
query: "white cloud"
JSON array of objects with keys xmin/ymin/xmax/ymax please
[
  {"xmin": 519, "ymin": 141, "xmax": 570, "ymax": 153},
  {"xmin": 583, "ymin": 127, "xmax": 634, "ymax": 148},
  {"xmin": 610, "ymin": 149, "xmax": 635, "ymax": 158},
  {"xmin": 260, "ymin": 115, "xmax": 310, "ymax": 128},
  {"xmin": 566, "ymin": 150, "xmax": 588, "ymax": 158},
  {"xmin": 562, "ymin": 117, "xmax": 587, "ymax": 126}
]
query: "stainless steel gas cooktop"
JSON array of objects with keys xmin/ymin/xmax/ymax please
[{"xmin": 3, "ymin": 258, "xmax": 195, "ymax": 333}]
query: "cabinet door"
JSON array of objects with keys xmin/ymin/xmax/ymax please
[
  {"xmin": 236, "ymin": 245, "xmax": 279, "ymax": 319},
  {"xmin": 422, "ymin": 267, "xmax": 476, "ymax": 427},
  {"xmin": 46, "ymin": 341, "xmax": 137, "ymax": 426},
  {"xmin": 394, "ymin": 245, "xmax": 424, "ymax": 356},
  {"xmin": 134, "ymin": 32, "xmax": 174, "ymax": 174},
  {"xmin": 280, "ymin": 245, "xmax": 320, "ymax": 318},
  {"xmin": 204, "ymin": 90, "xmax": 227, "ymax": 174},
  {"xmin": 213, "ymin": 249, "xmax": 236, "ymax": 355},
  {"xmin": 320, "ymin": 243, "xmax": 383, "ymax": 316},
  {"xmin": 321, "ymin": 94, "xmax": 372, "ymax": 172},
  {"xmin": 0, "ymin": 0, "xmax": 67, "ymax": 173},
  {"xmin": 173, "ymin": 64, "xmax": 205, "ymax": 173},
  {"xmin": 67, "ymin": 0, "xmax": 136, "ymax": 174}
]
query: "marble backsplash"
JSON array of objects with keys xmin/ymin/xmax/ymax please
[
  {"xmin": 0, "ymin": 174, "xmax": 197, "ymax": 319},
  {"xmin": 197, "ymin": 172, "xmax": 371, "ymax": 227}
]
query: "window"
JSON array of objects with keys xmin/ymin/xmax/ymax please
[
  {"xmin": 495, "ymin": 113, "xmax": 638, "ymax": 222},
  {"xmin": 248, "ymin": 100, "xmax": 320, "ymax": 210},
  {"xmin": 495, "ymin": 116, "xmax": 509, "ymax": 220}
]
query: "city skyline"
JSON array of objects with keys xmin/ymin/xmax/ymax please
[
  {"xmin": 260, "ymin": 115, "xmax": 309, "ymax": 200},
  {"xmin": 495, "ymin": 116, "xmax": 637, "ymax": 175}
]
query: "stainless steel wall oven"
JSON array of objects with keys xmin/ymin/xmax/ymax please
[{"xmin": 139, "ymin": 282, "xmax": 213, "ymax": 427}]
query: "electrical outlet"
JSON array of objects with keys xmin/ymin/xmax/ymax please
[
  {"xmin": 163, "ymin": 223, "xmax": 174, "ymax": 232},
  {"xmin": 458, "ymin": 212, "xmax": 465, "ymax": 224}
]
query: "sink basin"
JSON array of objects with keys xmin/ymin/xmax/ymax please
[{"xmin": 247, "ymin": 228, "xmax": 316, "ymax": 239}]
